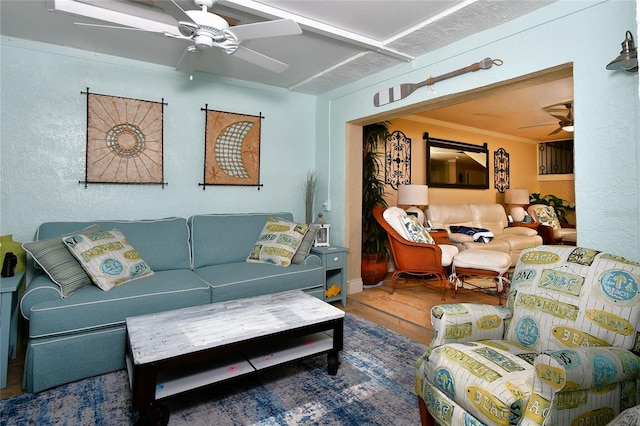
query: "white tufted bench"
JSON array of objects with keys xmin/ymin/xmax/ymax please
[{"xmin": 450, "ymin": 249, "xmax": 511, "ymax": 304}]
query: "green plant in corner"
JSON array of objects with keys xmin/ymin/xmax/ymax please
[
  {"xmin": 529, "ymin": 193, "xmax": 575, "ymax": 224},
  {"xmin": 361, "ymin": 122, "xmax": 390, "ymax": 286}
]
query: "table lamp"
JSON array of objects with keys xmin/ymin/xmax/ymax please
[
  {"xmin": 504, "ymin": 188, "xmax": 529, "ymax": 222},
  {"xmin": 397, "ymin": 184, "xmax": 429, "ymax": 225}
]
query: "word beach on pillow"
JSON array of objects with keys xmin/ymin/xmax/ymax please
[{"xmin": 63, "ymin": 229, "xmax": 154, "ymax": 291}]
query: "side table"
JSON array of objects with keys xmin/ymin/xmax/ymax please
[
  {"xmin": 311, "ymin": 246, "xmax": 349, "ymax": 307},
  {"xmin": 1, "ymin": 272, "xmax": 25, "ymax": 389},
  {"xmin": 428, "ymin": 229, "xmax": 450, "ymax": 244}
]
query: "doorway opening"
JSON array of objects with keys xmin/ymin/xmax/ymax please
[{"xmin": 346, "ymin": 64, "xmax": 575, "ymax": 293}]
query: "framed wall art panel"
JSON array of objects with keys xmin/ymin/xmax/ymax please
[
  {"xmin": 200, "ymin": 107, "xmax": 262, "ymax": 188},
  {"xmin": 81, "ymin": 89, "xmax": 166, "ymax": 186}
]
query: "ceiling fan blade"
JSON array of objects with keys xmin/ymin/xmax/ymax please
[
  {"xmin": 154, "ymin": 0, "xmax": 198, "ymax": 36},
  {"xmin": 548, "ymin": 127, "xmax": 562, "ymax": 135},
  {"xmin": 74, "ymin": 22, "xmax": 184, "ymax": 38},
  {"xmin": 518, "ymin": 123, "xmax": 555, "ymax": 129},
  {"xmin": 175, "ymin": 47, "xmax": 203, "ymax": 73},
  {"xmin": 549, "ymin": 113, "xmax": 569, "ymax": 121},
  {"xmin": 231, "ymin": 46, "xmax": 289, "ymax": 73},
  {"xmin": 227, "ymin": 19, "xmax": 301, "ymax": 41}
]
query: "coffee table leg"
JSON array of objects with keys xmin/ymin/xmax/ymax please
[
  {"xmin": 328, "ymin": 351, "xmax": 340, "ymax": 375},
  {"xmin": 328, "ymin": 317, "xmax": 344, "ymax": 375},
  {"xmin": 136, "ymin": 403, "xmax": 170, "ymax": 426}
]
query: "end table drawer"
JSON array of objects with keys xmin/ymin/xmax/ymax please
[{"xmin": 325, "ymin": 252, "xmax": 346, "ymax": 269}]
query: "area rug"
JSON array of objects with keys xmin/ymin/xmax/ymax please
[{"xmin": 0, "ymin": 313, "xmax": 426, "ymax": 425}]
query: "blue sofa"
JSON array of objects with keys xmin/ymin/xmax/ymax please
[{"xmin": 20, "ymin": 212, "xmax": 325, "ymax": 393}]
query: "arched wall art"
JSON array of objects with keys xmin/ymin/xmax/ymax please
[
  {"xmin": 200, "ymin": 106, "xmax": 263, "ymax": 189},
  {"xmin": 81, "ymin": 89, "xmax": 166, "ymax": 187}
]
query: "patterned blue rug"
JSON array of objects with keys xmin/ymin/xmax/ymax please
[{"xmin": 0, "ymin": 313, "xmax": 426, "ymax": 425}]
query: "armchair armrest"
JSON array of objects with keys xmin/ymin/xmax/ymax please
[
  {"xmin": 532, "ymin": 347, "xmax": 640, "ymax": 397},
  {"xmin": 536, "ymin": 224, "xmax": 558, "ymax": 245},
  {"xmin": 427, "ymin": 303, "xmax": 512, "ymax": 354}
]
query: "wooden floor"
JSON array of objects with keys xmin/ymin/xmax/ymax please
[{"xmin": 0, "ymin": 273, "xmax": 502, "ymax": 400}]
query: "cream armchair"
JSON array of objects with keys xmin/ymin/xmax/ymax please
[
  {"xmin": 415, "ymin": 245, "xmax": 640, "ymax": 426},
  {"xmin": 527, "ymin": 204, "xmax": 577, "ymax": 245}
]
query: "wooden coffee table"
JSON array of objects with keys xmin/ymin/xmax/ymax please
[{"xmin": 125, "ymin": 290, "xmax": 344, "ymax": 425}]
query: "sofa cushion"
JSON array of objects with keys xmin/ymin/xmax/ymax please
[
  {"xmin": 25, "ymin": 270, "xmax": 211, "ymax": 338},
  {"xmin": 63, "ymin": 229, "xmax": 154, "ymax": 291},
  {"xmin": 197, "ymin": 260, "xmax": 324, "ymax": 303},
  {"xmin": 189, "ymin": 212, "xmax": 294, "ymax": 269},
  {"xmin": 22, "ymin": 225, "xmax": 101, "ymax": 297},
  {"xmin": 36, "ymin": 217, "xmax": 191, "ymax": 272},
  {"xmin": 246, "ymin": 217, "xmax": 308, "ymax": 267}
]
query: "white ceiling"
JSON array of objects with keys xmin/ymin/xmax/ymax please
[{"xmin": 0, "ymin": 0, "xmax": 574, "ymax": 142}]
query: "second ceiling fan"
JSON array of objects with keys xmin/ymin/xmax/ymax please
[
  {"xmin": 543, "ymin": 101, "xmax": 574, "ymax": 135},
  {"xmin": 519, "ymin": 101, "xmax": 574, "ymax": 135}
]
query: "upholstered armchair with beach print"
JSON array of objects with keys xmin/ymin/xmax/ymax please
[{"xmin": 415, "ymin": 245, "xmax": 640, "ymax": 426}]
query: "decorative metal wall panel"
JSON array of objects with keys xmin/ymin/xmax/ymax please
[
  {"xmin": 82, "ymin": 89, "xmax": 166, "ymax": 186},
  {"xmin": 201, "ymin": 107, "xmax": 262, "ymax": 188},
  {"xmin": 385, "ymin": 130, "xmax": 411, "ymax": 189},
  {"xmin": 494, "ymin": 147, "xmax": 509, "ymax": 193}
]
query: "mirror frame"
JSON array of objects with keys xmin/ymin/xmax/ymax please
[{"xmin": 425, "ymin": 134, "xmax": 489, "ymax": 189}]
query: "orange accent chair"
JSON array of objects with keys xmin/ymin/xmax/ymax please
[{"xmin": 372, "ymin": 206, "xmax": 450, "ymax": 299}]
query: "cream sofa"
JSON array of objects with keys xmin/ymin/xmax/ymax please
[{"xmin": 426, "ymin": 203, "xmax": 542, "ymax": 265}]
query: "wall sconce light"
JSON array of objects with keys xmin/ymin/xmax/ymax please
[{"xmin": 606, "ymin": 31, "xmax": 638, "ymax": 73}]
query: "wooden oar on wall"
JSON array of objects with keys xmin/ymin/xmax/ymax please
[{"xmin": 373, "ymin": 57, "xmax": 503, "ymax": 107}]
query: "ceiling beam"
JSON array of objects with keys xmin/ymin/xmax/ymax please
[{"xmin": 217, "ymin": 0, "xmax": 414, "ymax": 62}]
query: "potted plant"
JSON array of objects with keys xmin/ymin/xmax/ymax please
[
  {"xmin": 529, "ymin": 193, "xmax": 575, "ymax": 224},
  {"xmin": 361, "ymin": 122, "xmax": 390, "ymax": 286}
]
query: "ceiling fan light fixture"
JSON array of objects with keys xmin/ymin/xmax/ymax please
[
  {"xmin": 194, "ymin": 34, "xmax": 214, "ymax": 50},
  {"xmin": 560, "ymin": 121, "xmax": 574, "ymax": 132},
  {"xmin": 606, "ymin": 30, "xmax": 638, "ymax": 72}
]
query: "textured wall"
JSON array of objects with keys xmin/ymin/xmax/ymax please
[{"xmin": 0, "ymin": 38, "xmax": 317, "ymax": 243}]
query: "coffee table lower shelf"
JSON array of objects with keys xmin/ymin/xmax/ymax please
[{"xmin": 125, "ymin": 331, "xmax": 334, "ymax": 401}]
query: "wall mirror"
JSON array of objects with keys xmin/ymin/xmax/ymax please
[{"xmin": 425, "ymin": 133, "xmax": 489, "ymax": 189}]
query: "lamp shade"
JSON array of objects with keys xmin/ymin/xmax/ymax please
[
  {"xmin": 397, "ymin": 184, "xmax": 429, "ymax": 206},
  {"xmin": 504, "ymin": 189, "xmax": 529, "ymax": 205}
]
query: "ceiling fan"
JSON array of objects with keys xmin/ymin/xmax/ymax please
[
  {"xmin": 519, "ymin": 101, "xmax": 574, "ymax": 135},
  {"xmin": 77, "ymin": 0, "xmax": 302, "ymax": 73}
]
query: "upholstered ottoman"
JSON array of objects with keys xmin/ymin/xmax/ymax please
[{"xmin": 450, "ymin": 249, "xmax": 511, "ymax": 304}]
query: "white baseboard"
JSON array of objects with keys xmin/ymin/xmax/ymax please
[{"xmin": 347, "ymin": 277, "xmax": 363, "ymax": 294}]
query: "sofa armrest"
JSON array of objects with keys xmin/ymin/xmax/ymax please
[
  {"xmin": 302, "ymin": 253, "xmax": 322, "ymax": 267},
  {"xmin": 447, "ymin": 232, "xmax": 473, "ymax": 244},
  {"xmin": 426, "ymin": 303, "xmax": 512, "ymax": 356},
  {"xmin": 502, "ymin": 226, "xmax": 538, "ymax": 236},
  {"xmin": 20, "ymin": 271, "xmax": 63, "ymax": 319},
  {"xmin": 531, "ymin": 347, "xmax": 640, "ymax": 397}
]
